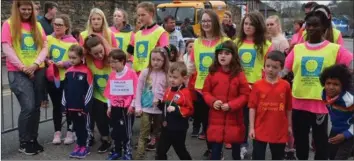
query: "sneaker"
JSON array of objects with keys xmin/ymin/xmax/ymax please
[
  {"xmin": 191, "ymin": 128, "xmax": 199, "ymax": 137},
  {"xmin": 34, "ymin": 140, "xmax": 44, "ymax": 153},
  {"xmin": 77, "ymin": 146, "xmax": 90, "ymax": 159},
  {"xmin": 240, "ymin": 147, "xmax": 248, "ymax": 160},
  {"xmin": 98, "ymin": 140, "xmax": 111, "ymax": 153},
  {"xmin": 198, "ymin": 131, "xmax": 206, "ymax": 140},
  {"xmin": 107, "ymin": 152, "xmax": 121, "ymax": 160},
  {"xmin": 64, "ymin": 131, "xmax": 75, "ymax": 145},
  {"xmin": 146, "ymin": 137, "xmax": 156, "ymax": 151},
  {"xmin": 285, "ymin": 151, "xmax": 297, "ymax": 160},
  {"xmin": 202, "ymin": 149, "xmax": 211, "ymax": 160},
  {"xmin": 52, "ymin": 131, "xmax": 62, "ymax": 145},
  {"xmin": 225, "ymin": 143, "xmax": 232, "ymax": 149},
  {"xmin": 69, "ymin": 145, "xmax": 81, "ymax": 158},
  {"xmin": 122, "ymin": 154, "xmax": 133, "ymax": 160},
  {"xmin": 18, "ymin": 141, "xmax": 37, "ymax": 155}
]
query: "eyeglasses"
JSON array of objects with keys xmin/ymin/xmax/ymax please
[
  {"xmin": 201, "ymin": 19, "xmax": 212, "ymax": 24},
  {"xmin": 53, "ymin": 23, "xmax": 65, "ymax": 27}
]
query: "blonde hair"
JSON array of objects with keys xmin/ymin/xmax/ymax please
[
  {"xmin": 267, "ymin": 15, "xmax": 282, "ymax": 33},
  {"xmin": 137, "ymin": 2, "xmax": 156, "ymax": 18},
  {"xmin": 10, "ymin": 1, "xmax": 43, "ymax": 49},
  {"xmin": 113, "ymin": 8, "xmax": 128, "ymax": 26},
  {"xmin": 86, "ymin": 8, "xmax": 112, "ymax": 45}
]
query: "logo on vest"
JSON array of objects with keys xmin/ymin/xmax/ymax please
[
  {"xmin": 136, "ymin": 41, "xmax": 149, "ymax": 59},
  {"xmin": 94, "ymin": 74, "xmax": 108, "ymax": 93},
  {"xmin": 199, "ymin": 52, "xmax": 214, "ymax": 72},
  {"xmin": 115, "ymin": 37, "xmax": 123, "ymax": 49},
  {"xmin": 21, "ymin": 33, "xmax": 37, "ymax": 52},
  {"xmin": 49, "ymin": 45, "xmax": 66, "ymax": 62},
  {"xmin": 239, "ymin": 49, "xmax": 256, "ymax": 67},
  {"xmin": 301, "ymin": 56, "xmax": 324, "ymax": 76}
]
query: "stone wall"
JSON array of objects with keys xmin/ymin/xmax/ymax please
[{"xmin": 1, "ymin": 0, "xmax": 140, "ymax": 31}]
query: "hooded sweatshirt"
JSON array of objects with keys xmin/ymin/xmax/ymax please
[{"xmin": 323, "ymin": 90, "xmax": 354, "ymax": 139}]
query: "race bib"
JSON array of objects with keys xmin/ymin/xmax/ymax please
[
  {"xmin": 239, "ymin": 49, "xmax": 256, "ymax": 67},
  {"xmin": 110, "ymin": 80, "xmax": 134, "ymax": 96}
]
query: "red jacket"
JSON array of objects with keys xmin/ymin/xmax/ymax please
[{"xmin": 202, "ymin": 68, "xmax": 250, "ymax": 143}]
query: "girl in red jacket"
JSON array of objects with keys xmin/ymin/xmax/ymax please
[{"xmin": 202, "ymin": 41, "xmax": 251, "ymax": 160}]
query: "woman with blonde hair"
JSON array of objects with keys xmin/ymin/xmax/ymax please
[
  {"xmin": 79, "ymin": 8, "xmax": 118, "ymax": 48},
  {"xmin": 266, "ymin": 15, "xmax": 289, "ymax": 53},
  {"xmin": 1, "ymin": 0, "xmax": 47, "ymax": 155}
]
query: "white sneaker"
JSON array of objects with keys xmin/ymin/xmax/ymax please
[
  {"xmin": 64, "ymin": 131, "xmax": 75, "ymax": 145},
  {"xmin": 240, "ymin": 147, "xmax": 248, "ymax": 160},
  {"xmin": 52, "ymin": 131, "xmax": 62, "ymax": 145}
]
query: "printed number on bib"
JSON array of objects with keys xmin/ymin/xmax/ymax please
[{"xmin": 110, "ymin": 80, "xmax": 134, "ymax": 96}]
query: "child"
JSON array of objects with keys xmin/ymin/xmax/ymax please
[
  {"xmin": 104, "ymin": 49, "xmax": 138, "ymax": 160},
  {"xmin": 155, "ymin": 61, "xmax": 193, "ymax": 160},
  {"xmin": 134, "ymin": 47, "xmax": 169, "ymax": 160},
  {"xmin": 62, "ymin": 45, "xmax": 93, "ymax": 159},
  {"xmin": 202, "ymin": 41, "xmax": 250, "ymax": 160},
  {"xmin": 320, "ymin": 64, "xmax": 354, "ymax": 160},
  {"xmin": 249, "ymin": 50, "xmax": 292, "ymax": 160},
  {"xmin": 168, "ymin": 44, "xmax": 178, "ymax": 63},
  {"xmin": 183, "ymin": 39, "xmax": 194, "ymax": 71}
]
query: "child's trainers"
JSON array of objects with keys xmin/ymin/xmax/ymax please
[
  {"xmin": 240, "ymin": 146, "xmax": 248, "ymax": 160},
  {"xmin": 191, "ymin": 128, "xmax": 199, "ymax": 137},
  {"xmin": 122, "ymin": 154, "xmax": 133, "ymax": 160},
  {"xmin": 198, "ymin": 131, "xmax": 206, "ymax": 140},
  {"xmin": 106, "ymin": 152, "xmax": 121, "ymax": 160},
  {"xmin": 69, "ymin": 145, "xmax": 81, "ymax": 158},
  {"xmin": 77, "ymin": 146, "xmax": 90, "ymax": 159},
  {"xmin": 285, "ymin": 151, "xmax": 297, "ymax": 160},
  {"xmin": 98, "ymin": 140, "xmax": 111, "ymax": 153},
  {"xmin": 18, "ymin": 141, "xmax": 37, "ymax": 155},
  {"xmin": 64, "ymin": 131, "xmax": 75, "ymax": 145},
  {"xmin": 146, "ymin": 138, "xmax": 156, "ymax": 151}
]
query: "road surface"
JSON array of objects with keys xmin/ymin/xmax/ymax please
[{"xmin": 1, "ymin": 39, "xmax": 353, "ymax": 160}]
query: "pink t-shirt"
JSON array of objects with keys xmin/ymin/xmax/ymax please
[
  {"xmin": 79, "ymin": 30, "xmax": 118, "ymax": 48},
  {"xmin": 1, "ymin": 20, "xmax": 47, "ymax": 71},
  {"xmin": 104, "ymin": 66, "xmax": 138, "ymax": 108},
  {"xmin": 285, "ymin": 40, "xmax": 353, "ymax": 114},
  {"xmin": 129, "ymin": 24, "xmax": 169, "ymax": 48}
]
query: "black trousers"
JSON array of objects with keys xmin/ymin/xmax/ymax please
[
  {"xmin": 328, "ymin": 131, "xmax": 354, "ymax": 160},
  {"xmin": 193, "ymin": 91, "xmax": 211, "ymax": 150},
  {"xmin": 111, "ymin": 107, "xmax": 133, "ymax": 155},
  {"xmin": 89, "ymin": 98, "xmax": 110, "ymax": 139},
  {"xmin": 47, "ymin": 81, "xmax": 72, "ymax": 132},
  {"xmin": 155, "ymin": 129, "xmax": 192, "ymax": 160},
  {"xmin": 252, "ymin": 140, "xmax": 286, "ymax": 160},
  {"xmin": 211, "ymin": 143, "xmax": 241, "ymax": 160},
  {"xmin": 243, "ymin": 107, "xmax": 249, "ymax": 146},
  {"xmin": 293, "ymin": 109, "xmax": 328, "ymax": 160},
  {"xmin": 68, "ymin": 111, "xmax": 90, "ymax": 147}
]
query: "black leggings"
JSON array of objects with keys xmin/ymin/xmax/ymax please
[
  {"xmin": 193, "ymin": 91, "xmax": 211, "ymax": 150},
  {"xmin": 252, "ymin": 140, "xmax": 285, "ymax": 160},
  {"xmin": 47, "ymin": 81, "xmax": 72, "ymax": 132},
  {"xmin": 293, "ymin": 109, "xmax": 328, "ymax": 160},
  {"xmin": 89, "ymin": 98, "xmax": 110, "ymax": 139}
]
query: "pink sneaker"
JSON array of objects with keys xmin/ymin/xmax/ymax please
[
  {"xmin": 52, "ymin": 131, "xmax": 62, "ymax": 145},
  {"xmin": 64, "ymin": 131, "xmax": 75, "ymax": 145}
]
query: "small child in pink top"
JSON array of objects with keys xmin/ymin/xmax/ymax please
[{"xmin": 104, "ymin": 49, "xmax": 138, "ymax": 160}]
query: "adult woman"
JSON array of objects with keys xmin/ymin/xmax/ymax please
[
  {"xmin": 1, "ymin": 1, "xmax": 47, "ymax": 155},
  {"xmin": 222, "ymin": 11, "xmax": 236, "ymax": 39},
  {"xmin": 266, "ymin": 15, "xmax": 289, "ymax": 53},
  {"xmin": 79, "ymin": 8, "xmax": 118, "ymax": 48},
  {"xmin": 281, "ymin": 8, "xmax": 353, "ymax": 160},
  {"xmin": 290, "ymin": 19, "xmax": 305, "ymax": 46},
  {"xmin": 187, "ymin": 9, "xmax": 229, "ymax": 159},
  {"xmin": 110, "ymin": 8, "xmax": 134, "ymax": 54},
  {"xmin": 45, "ymin": 14, "xmax": 77, "ymax": 145}
]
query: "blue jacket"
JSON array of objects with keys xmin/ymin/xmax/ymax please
[
  {"xmin": 62, "ymin": 64, "xmax": 93, "ymax": 113},
  {"xmin": 323, "ymin": 90, "xmax": 354, "ymax": 139}
]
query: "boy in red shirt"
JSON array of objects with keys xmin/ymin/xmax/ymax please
[{"xmin": 248, "ymin": 50, "xmax": 293, "ymax": 160}]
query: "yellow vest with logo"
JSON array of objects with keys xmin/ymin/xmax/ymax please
[
  {"xmin": 80, "ymin": 30, "xmax": 115, "ymax": 47},
  {"xmin": 86, "ymin": 57, "xmax": 112, "ymax": 103},
  {"xmin": 47, "ymin": 35, "xmax": 77, "ymax": 80},
  {"xmin": 194, "ymin": 37, "xmax": 229, "ymax": 89},
  {"xmin": 133, "ymin": 26, "xmax": 165, "ymax": 72},
  {"xmin": 9, "ymin": 20, "xmax": 45, "ymax": 67},
  {"xmin": 234, "ymin": 39, "xmax": 272, "ymax": 83},
  {"xmin": 292, "ymin": 43, "xmax": 339, "ymax": 100},
  {"xmin": 113, "ymin": 31, "xmax": 132, "ymax": 53},
  {"xmin": 302, "ymin": 28, "xmax": 341, "ymax": 44}
]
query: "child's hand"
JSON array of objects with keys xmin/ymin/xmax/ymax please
[
  {"xmin": 135, "ymin": 109, "xmax": 143, "ymax": 116},
  {"xmin": 107, "ymin": 107, "xmax": 111, "ymax": 118},
  {"xmin": 221, "ymin": 103, "xmax": 230, "ymax": 111},
  {"xmin": 127, "ymin": 107, "xmax": 135, "ymax": 115},
  {"xmin": 249, "ymin": 128, "xmax": 255, "ymax": 139},
  {"xmin": 167, "ymin": 106, "xmax": 176, "ymax": 112},
  {"xmin": 213, "ymin": 100, "xmax": 223, "ymax": 110},
  {"xmin": 288, "ymin": 126, "xmax": 293, "ymax": 136},
  {"xmin": 153, "ymin": 98, "xmax": 159, "ymax": 106},
  {"xmin": 328, "ymin": 133, "xmax": 345, "ymax": 144}
]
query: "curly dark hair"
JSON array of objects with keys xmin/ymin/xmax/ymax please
[
  {"xmin": 209, "ymin": 40, "xmax": 243, "ymax": 78},
  {"xmin": 319, "ymin": 64, "xmax": 353, "ymax": 91}
]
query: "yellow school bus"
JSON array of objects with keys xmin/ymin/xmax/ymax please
[{"xmin": 157, "ymin": 0, "xmax": 227, "ymax": 37}]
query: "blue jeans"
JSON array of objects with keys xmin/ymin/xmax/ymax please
[
  {"xmin": 8, "ymin": 69, "xmax": 45, "ymax": 142},
  {"xmin": 211, "ymin": 143, "xmax": 241, "ymax": 160}
]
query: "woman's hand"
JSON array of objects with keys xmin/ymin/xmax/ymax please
[{"xmin": 24, "ymin": 63, "xmax": 39, "ymax": 76}]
